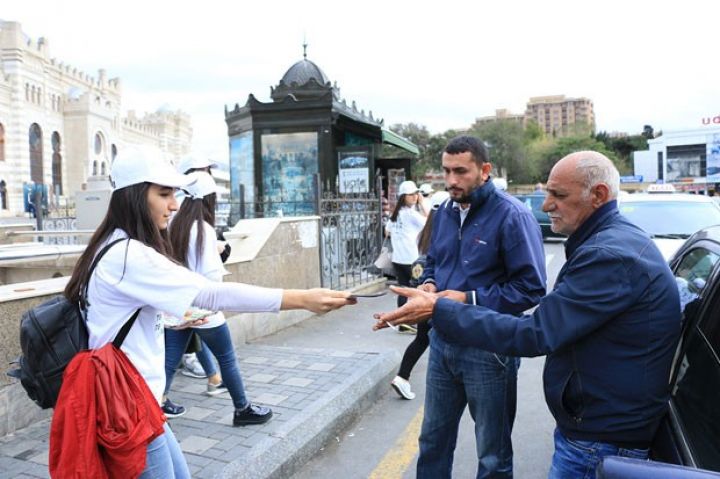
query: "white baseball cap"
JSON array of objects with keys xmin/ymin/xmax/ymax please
[
  {"xmin": 184, "ymin": 172, "xmax": 219, "ymax": 199},
  {"xmin": 430, "ymin": 191, "xmax": 450, "ymax": 210},
  {"xmin": 176, "ymin": 155, "xmax": 218, "ymax": 174},
  {"xmin": 111, "ymin": 145, "xmax": 195, "ymax": 191},
  {"xmin": 397, "ymin": 180, "xmax": 419, "ymax": 197},
  {"xmin": 419, "ymin": 183, "xmax": 435, "ymax": 195}
]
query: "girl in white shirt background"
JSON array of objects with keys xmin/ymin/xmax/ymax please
[
  {"xmin": 63, "ymin": 146, "xmax": 354, "ymax": 478},
  {"xmin": 163, "ymin": 172, "xmax": 273, "ymax": 426},
  {"xmin": 387, "ymin": 180, "xmax": 427, "ymax": 308}
]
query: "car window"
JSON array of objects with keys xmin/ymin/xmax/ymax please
[
  {"xmin": 674, "ymin": 247, "xmax": 720, "ymax": 310},
  {"xmin": 620, "ymin": 201, "xmax": 720, "ymax": 237},
  {"xmin": 670, "ymin": 283, "xmax": 720, "ymax": 471}
]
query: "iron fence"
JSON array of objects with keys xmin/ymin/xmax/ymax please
[{"xmin": 318, "ymin": 182, "xmax": 383, "ymax": 289}]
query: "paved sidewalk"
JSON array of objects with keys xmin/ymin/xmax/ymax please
[{"xmin": 0, "ymin": 292, "xmax": 401, "ymax": 479}]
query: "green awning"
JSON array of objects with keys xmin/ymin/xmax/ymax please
[{"xmin": 381, "ymin": 129, "xmax": 420, "ymax": 156}]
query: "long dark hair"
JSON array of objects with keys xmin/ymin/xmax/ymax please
[
  {"xmin": 169, "ymin": 193, "xmax": 216, "ymax": 268},
  {"xmin": 64, "ymin": 182, "xmax": 172, "ymax": 302},
  {"xmin": 390, "ymin": 194, "xmax": 413, "ymax": 222},
  {"xmin": 417, "ymin": 210, "xmax": 436, "ymax": 255}
]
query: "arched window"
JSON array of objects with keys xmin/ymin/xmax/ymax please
[
  {"xmin": 111, "ymin": 144, "xmax": 118, "ymax": 162},
  {"xmin": 29, "ymin": 123, "xmax": 43, "ymax": 183},
  {"xmin": 100, "ymin": 162, "xmax": 106, "ymax": 176},
  {"xmin": 0, "ymin": 123, "xmax": 5, "ymax": 162},
  {"xmin": 92, "ymin": 160, "xmax": 98, "ymax": 176},
  {"xmin": 0, "ymin": 180, "xmax": 7, "ymax": 210},
  {"xmin": 94, "ymin": 132, "xmax": 105, "ymax": 156},
  {"xmin": 51, "ymin": 132, "xmax": 62, "ymax": 195}
]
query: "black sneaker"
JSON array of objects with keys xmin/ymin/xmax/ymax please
[
  {"xmin": 233, "ymin": 403, "xmax": 273, "ymax": 426},
  {"xmin": 162, "ymin": 398, "xmax": 186, "ymax": 418}
]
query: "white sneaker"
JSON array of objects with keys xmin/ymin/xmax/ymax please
[
  {"xmin": 391, "ymin": 376, "xmax": 416, "ymax": 400},
  {"xmin": 181, "ymin": 353, "xmax": 206, "ymax": 379}
]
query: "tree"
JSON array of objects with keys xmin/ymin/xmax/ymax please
[
  {"xmin": 388, "ymin": 123, "xmax": 457, "ymax": 179},
  {"xmin": 468, "ymin": 119, "xmax": 544, "ymax": 184},
  {"xmin": 594, "ymin": 130, "xmax": 648, "ymax": 174},
  {"xmin": 642, "ymin": 125, "xmax": 655, "ymax": 140},
  {"xmin": 530, "ymin": 135, "xmax": 622, "ymax": 181}
]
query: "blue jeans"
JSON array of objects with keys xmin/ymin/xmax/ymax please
[
  {"xmin": 140, "ymin": 423, "xmax": 190, "ymax": 478},
  {"xmin": 418, "ymin": 331, "xmax": 519, "ymax": 479},
  {"xmin": 165, "ymin": 325, "xmax": 249, "ymax": 410},
  {"xmin": 194, "ymin": 337, "xmax": 217, "ymax": 377},
  {"xmin": 548, "ymin": 429, "xmax": 649, "ymax": 479}
]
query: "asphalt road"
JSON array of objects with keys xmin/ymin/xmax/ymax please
[{"xmin": 287, "ymin": 241, "xmax": 566, "ymax": 478}]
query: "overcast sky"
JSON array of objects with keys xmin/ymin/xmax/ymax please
[{"xmin": 4, "ymin": 0, "xmax": 719, "ymax": 163}]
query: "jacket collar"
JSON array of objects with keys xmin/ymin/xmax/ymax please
[
  {"xmin": 564, "ymin": 200, "xmax": 619, "ymax": 258},
  {"xmin": 451, "ymin": 177, "xmax": 496, "ymax": 212}
]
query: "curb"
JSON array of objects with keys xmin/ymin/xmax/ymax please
[{"xmin": 218, "ymin": 349, "xmax": 400, "ymax": 479}]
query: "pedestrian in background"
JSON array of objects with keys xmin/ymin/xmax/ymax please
[
  {"xmin": 376, "ymin": 151, "xmax": 681, "ymax": 479},
  {"xmin": 418, "ymin": 182, "xmax": 434, "ymax": 215},
  {"xmin": 164, "ymin": 172, "xmax": 274, "ymax": 426},
  {"xmin": 172, "ymin": 155, "xmax": 221, "ymax": 385},
  {"xmin": 62, "ymin": 145, "xmax": 355, "ymax": 477},
  {"xmin": 398, "ymin": 135, "xmax": 546, "ymax": 478},
  {"xmin": 390, "ymin": 190, "xmax": 449, "ymax": 400},
  {"xmin": 387, "ymin": 180, "xmax": 427, "ymax": 310}
]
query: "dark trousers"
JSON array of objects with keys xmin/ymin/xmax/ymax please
[
  {"xmin": 398, "ymin": 319, "xmax": 431, "ymax": 380},
  {"xmin": 392, "ymin": 262, "xmax": 413, "ymax": 307}
]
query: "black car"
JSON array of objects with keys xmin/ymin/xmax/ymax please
[
  {"xmin": 655, "ymin": 226, "xmax": 720, "ymax": 469},
  {"xmin": 514, "ymin": 193, "xmax": 566, "ymax": 239},
  {"xmin": 599, "ymin": 225, "xmax": 720, "ymax": 477}
]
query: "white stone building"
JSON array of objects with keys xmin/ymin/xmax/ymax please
[
  {"xmin": 633, "ymin": 125, "xmax": 720, "ymax": 193},
  {"xmin": 0, "ymin": 20, "xmax": 192, "ymax": 216}
]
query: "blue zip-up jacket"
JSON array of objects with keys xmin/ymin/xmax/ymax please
[
  {"xmin": 431, "ymin": 201, "xmax": 681, "ymax": 446},
  {"xmin": 421, "ymin": 179, "xmax": 546, "ymax": 318}
]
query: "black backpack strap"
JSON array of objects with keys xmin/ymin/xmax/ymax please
[
  {"xmin": 80, "ymin": 237, "xmax": 141, "ymax": 348},
  {"xmin": 80, "ymin": 237, "xmax": 129, "ymax": 310},
  {"xmin": 112, "ymin": 308, "xmax": 142, "ymax": 349}
]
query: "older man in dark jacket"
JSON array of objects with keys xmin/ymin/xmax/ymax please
[{"xmin": 375, "ymin": 151, "xmax": 682, "ymax": 479}]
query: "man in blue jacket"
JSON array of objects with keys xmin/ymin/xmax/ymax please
[
  {"xmin": 375, "ymin": 151, "xmax": 682, "ymax": 479},
  {"xmin": 413, "ymin": 135, "xmax": 547, "ymax": 478}
]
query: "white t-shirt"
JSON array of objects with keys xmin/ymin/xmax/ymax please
[
  {"xmin": 185, "ymin": 221, "xmax": 229, "ymax": 329},
  {"xmin": 388, "ymin": 207, "xmax": 426, "ymax": 265},
  {"xmin": 86, "ymin": 229, "xmax": 210, "ymax": 403}
]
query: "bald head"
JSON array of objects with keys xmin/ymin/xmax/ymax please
[
  {"xmin": 552, "ymin": 151, "xmax": 620, "ymax": 200},
  {"xmin": 543, "ymin": 151, "xmax": 620, "ymax": 236}
]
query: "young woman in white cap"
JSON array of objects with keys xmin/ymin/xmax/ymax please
[
  {"xmin": 390, "ymin": 190, "xmax": 449, "ymax": 400},
  {"xmin": 64, "ymin": 145, "xmax": 354, "ymax": 478},
  {"xmin": 171, "ymin": 154, "xmax": 223, "ymax": 399},
  {"xmin": 387, "ymin": 180, "xmax": 427, "ymax": 309},
  {"xmin": 163, "ymin": 172, "xmax": 273, "ymax": 426}
]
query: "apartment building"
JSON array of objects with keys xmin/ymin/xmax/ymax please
[{"xmin": 524, "ymin": 95, "xmax": 595, "ymax": 137}]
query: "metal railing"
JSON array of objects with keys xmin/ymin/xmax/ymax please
[{"xmin": 317, "ymin": 176, "xmax": 384, "ymax": 289}]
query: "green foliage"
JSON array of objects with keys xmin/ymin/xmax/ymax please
[
  {"xmin": 469, "ymin": 119, "xmax": 528, "ymax": 181},
  {"xmin": 390, "ymin": 119, "xmax": 638, "ymax": 185},
  {"xmin": 531, "ymin": 136, "xmax": 621, "ymax": 180},
  {"xmin": 594, "ymin": 130, "xmax": 649, "ymax": 175},
  {"xmin": 389, "ymin": 123, "xmax": 459, "ymax": 180}
]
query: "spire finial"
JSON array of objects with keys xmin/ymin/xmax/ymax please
[{"xmin": 302, "ymin": 34, "xmax": 308, "ymax": 60}]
